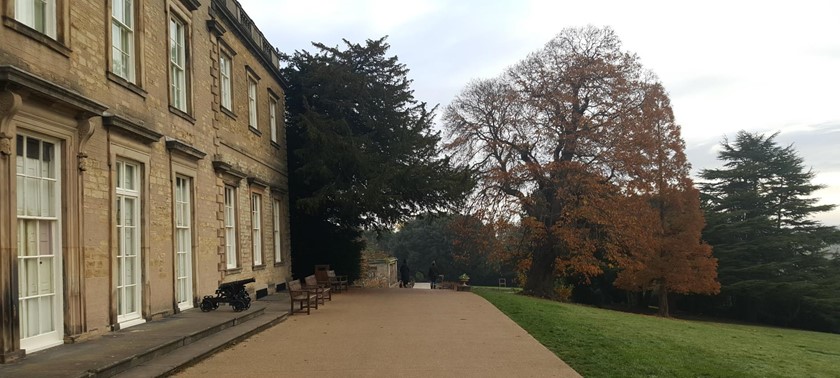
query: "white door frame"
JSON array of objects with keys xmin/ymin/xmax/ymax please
[
  {"xmin": 174, "ymin": 175, "xmax": 193, "ymax": 310},
  {"xmin": 16, "ymin": 133, "xmax": 64, "ymax": 353},
  {"xmin": 116, "ymin": 160, "xmax": 144, "ymax": 328}
]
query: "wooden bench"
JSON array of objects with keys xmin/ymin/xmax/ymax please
[
  {"xmin": 304, "ymin": 275, "xmax": 331, "ymax": 304},
  {"xmin": 286, "ymin": 279, "xmax": 317, "ymax": 315}
]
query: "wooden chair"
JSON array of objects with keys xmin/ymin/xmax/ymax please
[
  {"xmin": 303, "ymin": 275, "xmax": 331, "ymax": 304},
  {"xmin": 315, "ymin": 268, "xmax": 349, "ymax": 293},
  {"xmin": 286, "ymin": 279, "xmax": 317, "ymax": 315},
  {"xmin": 328, "ymin": 270, "xmax": 349, "ymax": 292},
  {"xmin": 314, "ymin": 268, "xmax": 334, "ymax": 292}
]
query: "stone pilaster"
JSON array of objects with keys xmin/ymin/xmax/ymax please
[{"xmin": 0, "ymin": 90, "xmax": 24, "ymax": 363}]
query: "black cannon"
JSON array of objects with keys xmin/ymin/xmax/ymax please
[{"xmin": 200, "ymin": 278, "xmax": 255, "ymax": 312}]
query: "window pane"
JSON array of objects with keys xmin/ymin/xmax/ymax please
[
  {"xmin": 116, "ymin": 197, "xmax": 122, "ymax": 226},
  {"xmin": 125, "ymin": 284, "xmax": 135, "ymax": 313},
  {"xmin": 123, "ymin": 0, "xmax": 133, "ymax": 28},
  {"xmin": 116, "ymin": 161, "xmax": 124, "ymax": 188},
  {"xmin": 45, "ymin": 180, "xmax": 56, "ymax": 217},
  {"xmin": 119, "ymin": 287, "xmax": 125, "ymax": 315},
  {"xmin": 124, "ymin": 163, "xmax": 135, "ymax": 190},
  {"xmin": 25, "ymin": 299, "xmax": 39, "ymax": 337},
  {"xmin": 16, "ymin": 134, "xmax": 23, "ymax": 155},
  {"xmin": 27, "ymin": 222, "xmax": 37, "ymax": 257},
  {"xmin": 20, "ymin": 220, "xmax": 37, "ymax": 257},
  {"xmin": 16, "ymin": 171, "xmax": 24, "ymax": 216},
  {"xmin": 125, "ymin": 227, "xmax": 135, "ymax": 257},
  {"xmin": 39, "ymin": 180, "xmax": 49, "ymax": 217},
  {"xmin": 40, "ymin": 296, "xmax": 54, "ymax": 333},
  {"xmin": 117, "ymin": 257, "xmax": 123, "ymax": 286},
  {"xmin": 38, "ymin": 220, "xmax": 52, "ymax": 255},
  {"xmin": 41, "ymin": 142, "xmax": 54, "ymax": 178},
  {"xmin": 34, "ymin": 0, "xmax": 46, "ymax": 32},
  {"xmin": 26, "ymin": 137, "xmax": 39, "ymax": 160},
  {"xmin": 113, "ymin": 0, "xmax": 124, "ymax": 20},
  {"xmin": 125, "ymin": 255, "xmax": 135, "ymax": 284},
  {"xmin": 270, "ymin": 99, "xmax": 277, "ymax": 142},
  {"xmin": 112, "ymin": 25, "xmax": 123, "ymax": 56},
  {"xmin": 25, "ymin": 177, "xmax": 39, "ymax": 216},
  {"xmin": 248, "ymin": 80, "xmax": 257, "ymax": 127},
  {"xmin": 178, "ymin": 252, "xmax": 187, "ymax": 276},
  {"xmin": 169, "ymin": 19, "xmax": 178, "ymax": 57},
  {"xmin": 25, "ymin": 259, "xmax": 38, "ymax": 296},
  {"xmin": 121, "ymin": 33, "xmax": 131, "ymax": 56},
  {"xmin": 124, "ymin": 197, "xmax": 135, "ymax": 227},
  {"xmin": 15, "ymin": 0, "xmax": 34, "ymax": 27},
  {"xmin": 38, "ymin": 257, "xmax": 53, "ymax": 294},
  {"xmin": 220, "ymin": 55, "xmax": 232, "ymax": 109}
]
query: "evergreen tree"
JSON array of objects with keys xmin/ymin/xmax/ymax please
[
  {"xmin": 700, "ymin": 131, "xmax": 840, "ymax": 331},
  {"xmin": 282, "ymin": 38, "xmax": 473, "ymax": 279}
]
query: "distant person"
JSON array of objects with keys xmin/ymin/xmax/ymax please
[
  {"xmin": 428, "ymin": 261, "xmax": 439, "ymax": 289},
  {"xmin": 400, "ymin": 260, "xmax": 410, "ymax": 288}
]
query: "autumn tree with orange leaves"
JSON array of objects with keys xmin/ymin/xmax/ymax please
[
  {"xmin": 612, "ymin": 84, "xmax": 719, "ymax": 316},
  {"xmin": 443, "ymin": 26, "xmax": 719, "ymax": 308}
]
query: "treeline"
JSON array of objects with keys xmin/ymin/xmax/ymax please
[
  {"xmin": 373, "ymin": 131, "xmax": 840, "ymax": 333},
  {"xmin": 281, "ymin": 29, "xmax": 838, "ymax": 333},
  {"xmin": 576, "ymin": 132, "xmax": 840, "ymax": 333}
]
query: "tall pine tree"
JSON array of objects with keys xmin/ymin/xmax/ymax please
[{"xmin": 700, "ymin": 131, "xmax": 840, "ymax": 332}]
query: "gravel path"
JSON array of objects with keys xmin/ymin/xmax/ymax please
[{"xmin": 177, "ymin": 287, "xmax": 580, "ymax": 377}]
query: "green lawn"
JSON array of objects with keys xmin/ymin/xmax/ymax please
[{"xmin": 473, "ymin": 287, "xmax": 840, "ymax": 378}]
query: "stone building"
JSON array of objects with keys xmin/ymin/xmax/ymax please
[{"xmin": 0, "ymin": 0, "xmax": 291, "ymax": 362}]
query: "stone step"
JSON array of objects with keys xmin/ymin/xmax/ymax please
[
  {"xmin": 113, "ymin": 311, "xmax": 288, "ymax": 378},
  {"xmin": 87, "ymin": 305, "xmax": 268, "ymax": 378}
]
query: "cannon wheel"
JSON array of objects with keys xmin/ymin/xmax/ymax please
[
  {"xmin": 231, "ymin": 299, "xmax": 247, "ymax": 312},
  {"xmin": 200, "ymin": 297, "xmax": 216, "ymax": 312},
  {"xmin": 242, "ymin": 293, "xmax": 252, "ymax": 310}
]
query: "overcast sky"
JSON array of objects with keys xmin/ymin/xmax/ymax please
[{"xmin": 238, "ymin": 0, "xmax": 840, "ymax": 226}]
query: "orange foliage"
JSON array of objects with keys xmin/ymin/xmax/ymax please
[{"xmin": 442, "ymin": 26, "xmax": 719, "ymax": 299}]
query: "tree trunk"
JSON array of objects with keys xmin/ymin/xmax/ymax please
[
  {"xmin": 523, "ymin": 241, "xmax": 558, "ymax": 298},
  {"xmin": 658, "ymin": 283, "xmax": 670, "ymax": 317},
  {"xmin": 521, "ymin": 186, "xmax": 565, "ymax": 299}
]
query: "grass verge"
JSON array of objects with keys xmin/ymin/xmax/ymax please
[{"xmin": 473, "ymin": 287, "xmax": 840, "ymax": 377}]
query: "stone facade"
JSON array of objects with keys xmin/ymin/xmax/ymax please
[{"xmin": 0, "ymin": 0, "xmax": 291, "ymax": 362}]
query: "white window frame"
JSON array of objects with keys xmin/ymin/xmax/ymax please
[
  {"xmin": 111, "ymin": 0, "xmax": 135, "ymax": 82},
  {"xmin": 269, "ymin": 96, "xmax": 278, "ymax": 143},
  {"xmin": 220, "ymin": 52, "xmax": 232, "ymax": 110},
  {"xmin": 115, "ymin": 160, "xmax": 144, "ymax": 328},
  {"xmin": 248, "ymin": 77, "xmax": 257, "ymax": 129},
  {"xmin": 224, "ymin": 186, "xmax": 237, "ymax": 269},
  {"xmin": 251, "ymin": 193, "xmax": 262, "ymax": 266},
  {"xmin": 169, "ymin": 14, "xmax": 188, "ymax": 111},
  {"xmin": 15, "ymin": 0, "xmax": 57, "ymax": 38},
  {"xmin": 273, "ymin": 198, "xmax": 282, "ymax": 264},
  {"xmin": 16, "ymin": 133, "xmax": 64, "ymax": 352},
  {"xmin": 174, "ymin": 176, "xmax": 193, "ymax": 310}
]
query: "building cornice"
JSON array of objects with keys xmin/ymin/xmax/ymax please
[
  {"xmin": 165, "ymin": 138, "xmax": 206, "ymax": 160},
  {"xmin": 210, "ymin": 0, "xmax": 289, "ymax": 90},
  {"xmin": 0, "ymin": 65, "xmax": 108, "ymax": 117},
  {"xmin": 103, "ymin": 114, "xmax": 163, "ymax": 145}
]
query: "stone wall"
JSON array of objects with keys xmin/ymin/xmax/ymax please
[{"xmin": 0, "ymin": 0, "xmax": 290, "ymax": 358}]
